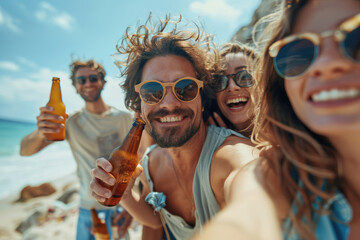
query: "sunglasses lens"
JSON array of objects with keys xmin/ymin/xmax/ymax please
[
  {"xmin": 76, "ymin": 77, "xmax": 86, "ymax": 85},
  {"xmin": 140, "ymin": 82, "xmax": 164, "ymax": 104},
  {"xmin": 236, "ymin": 71, "xmax": 254, "ymax": 88},
  {"xmin": 175, "ymin": 79, "xmax": 199, "ymax": 101},
  {"xmin": 89, "ymin": 75, "xmax": 99, "ymax": 83},
  {"xmin": 274, "ymin": 39, "xmax": 316, "ymax": 78},
  {"xmin": 214, "ymin": 76, "xmax": 228, "ymax": 92},
  {"xmin": 343, "ymin": 26, "xmax": 360, "ymax": 62}
]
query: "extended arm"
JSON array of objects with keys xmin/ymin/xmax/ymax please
[{"xmin": 193, "ymin": 160, "xmax": 283, "ymax": 240}]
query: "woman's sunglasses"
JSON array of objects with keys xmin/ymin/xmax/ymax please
[
  {"xmin": 134, "ymin": 77, "xmax": 203, "ymax": 105},
  {"xmin": 214, "ymin": 69, "xmax": 254, "ymax": 92},
  {"xmin": 269, "ymin": 13, "xmax": 360, "ymax": 78},
  {"xmin": 75, "ymin": 74, "xmax": 100, "ymax": 85}
]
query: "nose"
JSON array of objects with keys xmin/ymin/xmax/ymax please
[
  {"xmin": 83, "ymin": 79, "xmax": 93, "ymax": 86},
  {"xmin": 158, "ymin": 86, "xmax": 181, "ymax": 109},
  {"xmin": 308, "ymin": 38, "xmax": 352, "ymax": 81},
  {"xmin": 227, "ymin": 76, "xmax": 240, "ymax": 91}
]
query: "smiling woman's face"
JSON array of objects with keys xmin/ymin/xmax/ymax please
[
  {"xmin": 284, "ymin": 0, "xmax": 360, "ymax": 140},
  {"xmin": 216, "ymin": 52, "xmax": 256, "ymax": 131}
]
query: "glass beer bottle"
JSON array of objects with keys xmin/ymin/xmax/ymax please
[
  {"xmin": 44, "ymin": 77, "xmax": 66, "ymax": 141},
  {"xmin": 99, "ymin": 118, "xmax": 145, "ymax": 207},
  {"xmin": 91, "ymin": 208, "xmax": 110, "ymax": 240}
]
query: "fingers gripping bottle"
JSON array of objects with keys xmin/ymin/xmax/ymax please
[
  {"xmin": 91, "ymin": 208, "xmax": 110, "ymax": 240},
  {"xmin": 44, "ymin": 77, "xmax": 66, "ymax": 141},
  {"xmin": 99, "ymin": 118, "xmax": 145, "ymax": 206}
]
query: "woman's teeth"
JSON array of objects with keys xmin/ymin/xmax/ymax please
[{"xmin": 312, "ymin": 88, "xmax": 360, "ymax": 102}]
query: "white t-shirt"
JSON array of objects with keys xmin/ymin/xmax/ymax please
[{"xmin": 66, "ymin": 107, "xmax": 133, "ymax": 210}]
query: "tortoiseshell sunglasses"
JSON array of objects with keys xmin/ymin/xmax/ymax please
[{"xmin": 269, "ymin": 13, "xmax": 360, "ymax": 78}]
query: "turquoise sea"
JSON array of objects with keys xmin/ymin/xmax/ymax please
[{"xmin": 0, "ymin": 118, "xmax": 76, "ymax": 199}]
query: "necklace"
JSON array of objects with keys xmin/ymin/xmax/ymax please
[{"xmin": 170, "ymin": 159, "xmax": 196, "ymax": 218}]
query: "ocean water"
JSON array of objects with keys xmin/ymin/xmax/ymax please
[{"xmin": 0, "ymin": 118, "xmax": 76, "ymax": 200}]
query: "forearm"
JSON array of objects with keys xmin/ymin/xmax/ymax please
[
  {"xmin": 120, "ymin": 189, "xmax": 162, "ymax": 229},
  {"xmin": 141, "ymin": 225, "xmax": 164, "ymax": 240},
  {"xmin": 20, "ymin": 130, "xmax": 52, "ymax": 156},
  {"xmin": 192, "ymin": 197, "xmax": 282, "ymax": 240}
]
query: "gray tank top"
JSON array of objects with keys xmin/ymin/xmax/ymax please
[{"xmin": 142, "ymin": 125, "xmax": 247, "ymax": 239}]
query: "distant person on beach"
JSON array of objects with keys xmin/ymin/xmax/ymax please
[
  {"xmin": 89, "ymin": 15, "xmax": 259, "ymax": 240},
  {"xmin": 20, "ymin": 59, "xmax": 134, "ymax": 240},
  {"xmin": 208, "ymin": 42, "xmax": 258, "ymax": 137}
]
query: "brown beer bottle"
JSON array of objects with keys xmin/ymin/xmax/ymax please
[
  {"xmin": 91, "ymin": 208, "xmax": 110, "ymax": 240},
  {"xmin": 44, "ymin": 77, "xmax": 66, "ymax": 141},
  {"xmin": 99, "ymin": 118, "xmax": 145, "ymax": 207}
]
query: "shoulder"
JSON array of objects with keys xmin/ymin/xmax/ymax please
[
  {"xmin": 229, "ymin": 156, "xmax": 290, "ymax": 219},
  {"xmin": 66, "ymin": 110, "xmax": 82, "ymax": 124},
  {"xmin": 107, "ymin": 108, "xmax": 133, "ymax": 127},
  {"xmin": 210, "ymin": 135, "xmax": 259, "ymax": 207},
  {"xmin": 213, "ymin": 135, "xmax": 258, "ymax": 169},
  {"xmin": 109, "ymin": 107, "xmax": 133, "ymax": 118}
]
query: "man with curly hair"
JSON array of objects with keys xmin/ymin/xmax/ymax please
[
  {"xmin": 20, "ymin": 59, "xmax": 134, "ymax": 240},
  {"xmin": 90, "ymin": 16, "xmax": 259, "ymax": 239}
]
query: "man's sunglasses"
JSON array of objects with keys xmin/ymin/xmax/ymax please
[
  {"xmin": 214, "ymin": 69, "xmax": 254, "ymax": 92},
  {"xmin": 75, "ymin": 75, "xmax": 100, "ymax": 85},
  {"xmin": 134, "ymin": 77, "xmax": 203, "ymax": 105},
  {"xmin": 269, "ymin": 13, "xmax": 360, "ymax": 78}
]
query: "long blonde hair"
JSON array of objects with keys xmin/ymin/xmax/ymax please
[{"xmin": 252, "ymin": 0, "xmax": 340, "ymax": 239}]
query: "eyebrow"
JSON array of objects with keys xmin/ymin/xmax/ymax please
[{"xmin": 234, "ymin": 66, "xmax": 247, "ymax": 71}]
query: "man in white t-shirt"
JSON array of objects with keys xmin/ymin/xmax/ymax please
[{"xmin": 20, "ymin": 59, "xmax": 133, "ymax": 240}]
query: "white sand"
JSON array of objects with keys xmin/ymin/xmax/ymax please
[{"xmin": 0, "ymin": 172, "xmax": 142, "ymax": 240}]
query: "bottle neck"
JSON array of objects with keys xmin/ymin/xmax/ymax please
[
  {"xmin": 49, "ymin": 78, "xmax": 63, "ymax": 102},
  {"xmin": 121, "ymin": 120, "xmax": 145, "ymax": 154}
]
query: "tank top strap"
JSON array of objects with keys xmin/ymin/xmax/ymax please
[{"xmin": 141, "ymin": 144, "xmax": 158, "ymax": 192}]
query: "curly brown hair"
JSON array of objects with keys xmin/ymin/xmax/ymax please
[
  {"xmin": 114, "ymin": 14, "xmax": 216, "ymax": 114},
  {"xmin": 69, "ymin": 59, "xmax": 106, "ymax": 86},
  {"xmin": 252, "ymin": 0, "xmax": 339, "ymax": 239}
]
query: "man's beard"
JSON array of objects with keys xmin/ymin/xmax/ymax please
[
  {"xmin": 79, "ymin": 89, "xmax": 102, "ymax": 102},
  {"xmin": 146, "ymin": 109, "xmax": 201, "ymax": 148}
]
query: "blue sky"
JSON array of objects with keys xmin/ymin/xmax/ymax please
[{"xmin": 0, "ymin": 0, "xmax": 261, "ymax": 122}]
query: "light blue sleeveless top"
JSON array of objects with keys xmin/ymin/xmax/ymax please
[
  {"xmin": 142, "ymin": 125, "xmax": 246, "ymax": 240},
  {"xmin": 283, "ymin": 189, "xmax": 352, "ymax": 239}
]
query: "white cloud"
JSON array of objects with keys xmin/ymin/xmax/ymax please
[
  {"xmin": 18, "ymin": 57, "xmax": 37, "ymax": 68},
  {"xmin": 190, "ymin": 0, "xmax": 241, "ymax": 23},
  {"xmin": 0, "ymin": 61, "xmax": 20, "ymax": 71},
  {"xmin": 53, "ymin": 13, "xmax": 75, "ymax": 31},
  {"xmin": 0, "ymin": 68, "xmax": 83, "ymax": 121},
  {"xmin": 40, "ymin": 2, "xmax": 56, "ymax": 12},
  {"xmin": 0, "ymin": 7, "xmax": 22, "ymax": 33},
  {"xmin": 35, "ymin": 2, "xmax": 76, "ymax": 31}
]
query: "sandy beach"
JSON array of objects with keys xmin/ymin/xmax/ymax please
[{"xmin": 0, "ymin": 172, "xmax": 142, "ymax": 240}]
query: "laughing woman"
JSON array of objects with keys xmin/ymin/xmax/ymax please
[
  {"xmin": 193, "ymin": 0, "xmax": 360, "ymax": 239},
  {"xmin": 208, "ymin": 43, "xmax": 258, "ymax": 137}
]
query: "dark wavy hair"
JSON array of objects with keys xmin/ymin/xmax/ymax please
[
  {"xmin": 69, "ymin": 59, "xmax": 106, "ymax": 86},
  {"xmin": 253, "ymin": 0, "xmax": 340, "ymax": 239},
  {"xmin": 114, "ymin": 14, "xmax": 216, "ymax": 115}
]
